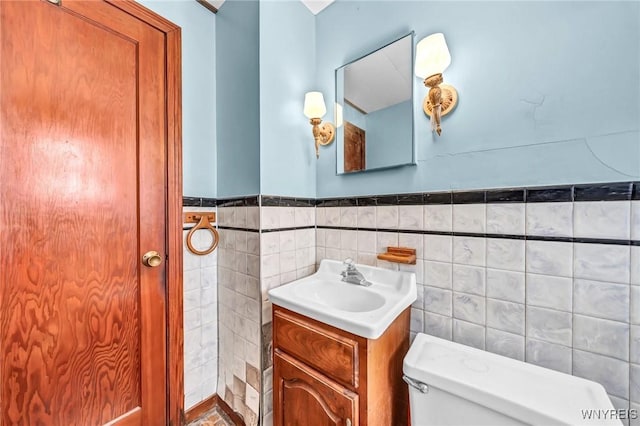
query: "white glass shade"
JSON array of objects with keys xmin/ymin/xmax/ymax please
[
  {"xmin": 414, "ymin": 33, "xmax": 451, "ymax": 79},
  {"xmin": 303, "ymin": 91, "xmax": 327, "ymax": 118}
]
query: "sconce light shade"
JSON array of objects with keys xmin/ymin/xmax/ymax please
[
  {"xmin": 415, "ymin": 33, "xmax": 451, "ymax": 79},
  {"xmin": 303, "ymin": 91, "xmax": 327, "ymax": 119},
  {"xmin": 303, "ymin": 91, "xmax": 335, "ymax": 158}
]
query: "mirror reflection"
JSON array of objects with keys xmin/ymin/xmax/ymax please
[{"xmin": 336, "ymin": 32, "xmax": 415, "ymax": 174}]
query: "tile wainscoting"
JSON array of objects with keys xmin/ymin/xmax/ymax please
[
  {"xmin": 316, "ymin": 181, "xmax": 639, "ymax": 425},
  {"xmin": 189, "ymin": 181, "xmax": 640, "ymax": 425},
  {"xmin": 214, "ymin": 198, "xmax": 317, "ymax": 426},
  {"xmin": 216, "ymin": 201, "xmax": 261, "ymax": 425},
  {"xmin": 182, "ymin": 203, "xmax": 219, "ymax": 410},
  {"xmin": 259, "ymin": 203, "xmax": 316, "ymax": 426}
]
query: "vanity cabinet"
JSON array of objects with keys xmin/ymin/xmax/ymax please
[{"xmin": 272, "ymin": 306, "xmax": 410, "ymax": 426}]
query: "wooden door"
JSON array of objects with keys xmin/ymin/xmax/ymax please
[
  {"xmin": 275, "ymin": 351, "xmax": 358, "ymax": 426},
  {"xmin": 0, "ymin": 1, "xmax": 183, "ymax": 425},
  {"xmin": 344, "ymin": 121, "xmax": 366, "ymax": 173}
]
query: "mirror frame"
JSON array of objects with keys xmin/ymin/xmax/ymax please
[{"xmin": 335, "ymin": 31, "xmax": 416, "ymax": 175}]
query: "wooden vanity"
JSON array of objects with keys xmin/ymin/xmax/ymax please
[{"xmin": 272, "ymin": 305, "xmax": 410, "ymax": 426}]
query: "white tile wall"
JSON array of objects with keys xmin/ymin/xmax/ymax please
[
  {"xmin": 573, "ymin": 201, "xmax": 631, "ymax": 240},
  {"xmin": 183, "ymin": 207, "xmax": 218, "ymax": 410},
  {"xmin": 216, "ymin": 209, "xmax": 261, "ymax": 425},
  {"xmin": 315, "ymin": 195, "xmax": 637, "ymax": 411},
  {"xmin": 526, "ymin": 202, "xmax": 573, "ymax": 237},
  {"xmin": 205, "ymin": 191, "xmax": 638, "ymax": 425},
  {"xmin": 260, "ymin": 206, "xmax": 316, "ymax": 426},
  {"xmin": 487, "ymin": 203, "xmax": 525, "ymax": 235}
]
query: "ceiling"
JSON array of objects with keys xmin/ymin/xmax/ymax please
[
  {"xmin": 212, "ymin": 0, "xmax": 335, "ymax": 15},
  {"xmin": 343, "ymin": 35, "xmax": 412, "ymax": 113},
  {"xmin": 300, "ymin": 0, "xmax": 335, "ymax": 15}
]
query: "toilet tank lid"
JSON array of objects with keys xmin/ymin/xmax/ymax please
[{"xmin": 403, "ymin": 334, "xmax": 621, "ymax": 426}]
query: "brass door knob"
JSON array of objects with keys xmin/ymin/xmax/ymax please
[{"xmin": 142, "ymin": 251, "xmax": 163, "ymax": 267}]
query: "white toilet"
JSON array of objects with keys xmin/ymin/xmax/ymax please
[{"xmin": 403, "ymin": 333, "xmax": 622, "ymax": 426}]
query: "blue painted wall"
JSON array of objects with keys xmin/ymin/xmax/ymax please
[
  {"xmin": 216, "ymin": 0, "xmax": 261, "ymax": 198},
  {"xmin": 366, "ymin": 100, "xmax": 413, "ymax": 170},
  {"xmin": 138, "ymin": 0, "xmax": 217, "ymax": 198},
  {"xmin": 315, "ymin": 1, "xmax": 640, "ymax": 197},
  {"xmin": 259, "ymin": 1, "xmax": 317, "ymax": 198}
]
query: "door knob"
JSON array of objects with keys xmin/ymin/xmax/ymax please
[{"xmin": 142, "ymin": 251, "xmax": 163, "ymax": 267}]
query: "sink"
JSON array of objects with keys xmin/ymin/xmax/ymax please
[
  {"xmin": 311, "ymin": 280, "xmax": 386, "ymax": 312},
  {"xmin": 268, "ymin": 259, "xmax": 417, "ymax": 339}
]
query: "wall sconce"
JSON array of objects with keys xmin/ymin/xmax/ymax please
[
  {"xmin": 415, "ymin": 33, "xmax": 458, "ymax": 136},
  {"xmin": 303, "ymin": 91, "xmax": 335, "ymax": 158}
]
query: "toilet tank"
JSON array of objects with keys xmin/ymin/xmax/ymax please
[{"xmin": 403, "ymin": 333, "xmax": 622, "ymax": 426}]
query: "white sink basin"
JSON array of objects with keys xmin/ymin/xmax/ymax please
[
  {"xmin": 311, "ymin": 280, "xmax": 386, "ymax": 312},
  {"xmin": 268, "ymin": 259, "xmax": 417, "ymax": 339}
]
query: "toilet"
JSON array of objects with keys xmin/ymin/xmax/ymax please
[{"xmin": 403, "ymin": 333, "xmax": 622, "ymax": 426}]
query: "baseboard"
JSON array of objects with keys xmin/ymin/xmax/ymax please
[
  {"xmin": 184, "ymin": 394, "xmax": 245, "ymax": 426},
  {"xmin": 216, "ymin": 395, "xmax": 245, "ymax": 426},
  {"xmin": 184, "ymin": 395, "xmax": 218, "ymax": 423}
]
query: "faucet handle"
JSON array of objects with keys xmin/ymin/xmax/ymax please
[{"xmin": 343, "ymin": 258, "xmax": 356, "ymax": 270}]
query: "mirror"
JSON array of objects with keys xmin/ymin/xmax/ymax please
[{"xmin": 335, "ymin": 32, "xmax": 415, "ymax": 174}]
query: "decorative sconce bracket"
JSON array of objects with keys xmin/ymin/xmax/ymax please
[
  {"xmin": 422, "ymin": 75, "xmax": 458, "ymax": 135},
  {"xmin": 310, "ymin": 118, "xmax": 335, "ymax": 158}
]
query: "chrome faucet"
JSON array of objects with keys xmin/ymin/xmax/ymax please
[{"xmin": 340, "ymin": 258, "xmax": 372, "ymax": 287}]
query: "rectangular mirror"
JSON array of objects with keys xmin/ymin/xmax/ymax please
[{"xmin": 335, "ymin": 32, "xmax": 415, "ymax": 174}]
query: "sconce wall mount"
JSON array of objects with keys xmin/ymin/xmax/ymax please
[{"xmin": 309, "ymin": 117, "xmax": 335, "ymax": 158}]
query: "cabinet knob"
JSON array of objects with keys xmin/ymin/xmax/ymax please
[{"xmin": 346, "ymin": 419, "xmax": 351, "ymax": 426}]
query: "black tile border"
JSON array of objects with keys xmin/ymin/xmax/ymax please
[
  {"xmin": 197, "ymin": 223, "xmax": 640, "ymax": 245},
  {"xmin": 452, "ymin": 191, "xmax": 485, "ymax": 204},
  {"xmin": 314, "ymin": 181, "xmax": 640, "ymax": 206},
  {"xmin": 201, "ymin": 198, "xmax": 217, "ymax": 207},
  {"xmin": 573, "ymin": 182, "xmax": 633, "ymax": 202},
  {"xmin": 526, "ymin": 186, "xmax": 573, "ymax": 203},
  {"xmin": 261, "ymin": 196, "xmax": 316, "ymax": 207},
  {"xmin": 316, "ymin": 225, "xmax": 638, "ymax": 246},
  {"xmin": 183, "ymin": 196, "xmax": 217, "ymax": 207},
  {"xmin": 486, "ymin": 189, "xmax": 525, "ymax": 203},
  {"xmin": 184, "ymin": 181, "xmax": 639, "ymax": 208},
  {"xmin": 183, "ymin": 196, "xmax": 202, "ymax": 207},
  {"xmin": 182, "ymin": 195, "xmax": 259, "ymax": 207},
  {"xmin": 261, "ymin": 225, "xmax": 316, "ymax": 233},
  {"xmin": 217, "ymin": 196, "xmax": 259, "ymax": 207},
  {"xmin": 424, "ymin": 192, "xmax": 452, "ymax": 205},
  {"xmin": 216, "ymin": 225, "xmax": 260, "ymax": 233}
]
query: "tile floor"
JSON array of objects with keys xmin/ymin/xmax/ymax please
[{"xmin": 187, "ymin": 406, "xmax": 234, "ymax": 426}]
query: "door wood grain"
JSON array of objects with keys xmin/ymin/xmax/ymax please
[
  {"xmin": 344, "ymin": 121, "xmax": 366, "ymax": 173},
  {"xmin": 0, "ymin": 1, "xmax": 183, "ymax": 424}
]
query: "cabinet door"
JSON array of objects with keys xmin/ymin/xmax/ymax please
[{"xmin": 275, "ymin": 350, "xmax": 358, "ymax": 426}]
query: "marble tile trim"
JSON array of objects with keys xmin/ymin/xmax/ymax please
[
  {"xmin": 316, "ymin": 225, "xmax": 637, "ymax": 246},
  {"xmin": 261, "ymin": 196, "xmax": 316, "ymax": 207},
  {"xmin": 316, "ymin": 181, "xmax": 638, "ymax": 206},
  {"xmin": 313, "ymin": 181, "xmax": 640, "ymax": 246},
  {"xmin": 183, "ymin": 195, "xmax": 260, "ymax": 207},
  {"xmin": 261, "ymin": 226, "xmax": 316, "ymax": 233},
  {"xmin": 200, "ymin": 182, "xmax": 636, "ymax": 209}
]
